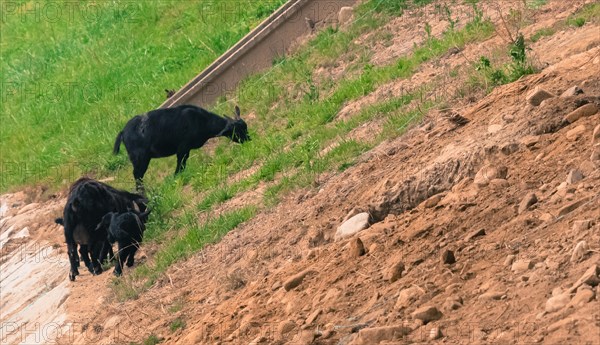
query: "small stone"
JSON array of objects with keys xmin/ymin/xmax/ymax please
[
  {"xmin": 512, "ymin": 260, "xmax": 534, "ymax": 273},
  {"xmin": 429, "ymin": 327, "xmax": 443, "ymax": 340},
  {"xmin": 272, "ymin": 281, "xmax": 282, "ymax": 291},
  {"xmin": 564, "ymin": 103, "xmax": 598, "ymax": 123},
  {"xmin": 466, "ymin": 228, "xmax": 486, "ymax": 241},
  {"xmin": 560, "ymin": 86, "xmax": 584, "ymax": 97},
  {"xmin": 338, "ymin": 7, "xmax": 354, "ymax": 26},
  {"xmin": 305, "ymin": 309, "xmax": 321, "ymax": 325},
  {"xmin": 489, "ymin": 179, "xmax": 509, "ymax": 189},
  {"xmin": 592, "ymin": 124, "xmax": 600, "ymax": 146},
  {"xmin": 501, "ymin": 142, "xmax": 519, "ymax": 155},
  {"xmin": 526, "ymin": 86, "xmax": 554, "ymax": 106},
  {"xmin": 386, "ymin": 261, "xmax": 405, "ymax": 283},
  {"xmin": 350, "ymin": 237, "xmax": 366, "ymax": 257},
  {"xmin": 591, "ymin": 148, "xmax": 600, "ymax": 167},
  {"xmin": 566, "ymin": 169, "xmax": 584, "ymax": 184},
  {"xmin": 545, "ymin": 293, "xmax": 570, "ymax": 313},
  {"xmin": 283, "ymin": 270, "xmax": 314, "ymax": 291},
  {"xmin": 441, "ymin": 250, "xmax": 456, "ymax": 264},
  {"xmin": 411, "ymin": 306, "xmax": 443, "ymax": 324},
  {"xmin": 395, "ymin": 285, "xmax": 425, "ymax": 309},
  {"xmin": 504, "ymin": 255, "xmax": 516, "ymax": 266},
  {"xmin": 518, "ymin": 192, "xmax": 538, "ymax": 214},
  {"xmin": 568, "ymin": 289, "xmax": 595, "ymax": 308},
  {"xmin": 552, "ymin": 287, "xmax": 564, "ymax": 297},
  {"xmin": 520, "ymin": 135, "xmax": 540, "ymax": 147},
  {"xmin": 422, "ymin": 194, "xmax": 443, "ymax": 208},
  {"xmin": 488, "ymin": 124, "xmax": 502, "ymax": 133},
  {"xmin": 442, "ymin": 296, "xmax": 463, "ymax": 311},
  {"xmin": 335, "ymin": 213, "xmax": 370, "ymax": 241},
  {"xmin": 478, "ymin": 290, "xmax": 506, "ymax": 300},
  {"xmin": 570, "ymin": 241, "xmax": 589, "ymax": 263},
  {"xmin": 539, "ymin": 212, "xmax": 554, "ymax": 223},
  {"xmin": 566, "ymin": 125, "xmax": 586, "ymax": 140},
  {"xmin": 352, "ymin": 325, "xmax": 412, "ymax": 344},
  {"xmin": 572, "ymin": 220, "xmax": 592, "ymax": 232}
]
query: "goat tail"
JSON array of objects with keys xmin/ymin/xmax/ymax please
[{"xmin": 113, "ymin": 131, "xmax": 124, "ymax": 154}]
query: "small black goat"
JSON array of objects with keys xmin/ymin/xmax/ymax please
[
  {"xmin": 61, "ymin": 177, "xmax": 147, "ymax": 281},
  {"xmin": 113, "ymin": 104, "xmax": 250, "ymax": 190},
  {"xmin": 55, "ymin": 217, "xmax": 115, "ymax": 271},
  {"xmin": 95, "ymin": 209, "xmax": 150, "ymax": 276}
]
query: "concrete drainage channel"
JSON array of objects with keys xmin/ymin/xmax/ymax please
[{"xmin": 161, "ymin": 0, "xmax": 357, "ymax": 108}]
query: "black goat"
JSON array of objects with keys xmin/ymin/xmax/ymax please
[
  {"xmin": 95, "ymin": 209, "xmax": 150, "ymax": 276},
  {"xmin": 113, "ymin": 105, "xmax": 250, "ymax": 190},
  {"xmin": 61, "ymin": 177, "xmax": 147, "ymax": 281},
  {"xmin": 55, "ymin": 217, "xmax": 114, "ymax": 271}
]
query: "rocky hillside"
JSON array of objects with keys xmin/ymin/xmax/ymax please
[{"xmin": 1, "ymin": 1, "xmax": 599, "ymax": 345}]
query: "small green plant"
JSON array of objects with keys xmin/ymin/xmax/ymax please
[
  {"xmin": 444, "ymin": 5, "xmax": 458, "ymax": 32},
  {"xmin": 169, "ymin": 318, "xmax": 186, "ymax": 332},
  {"xmin": 424, "ymin": 22, "xmax": 432, "ymax": 41},
  {"xmin": 530, "ymin": 27, "xmax": 555, "ymax": 42},
  {"xmin": 568, "ymin": 17, "xmax": 586, "ymax": 27},
  {"xmin": 142, "ymin": 334, "xmax": 162, "ymax": 345}
]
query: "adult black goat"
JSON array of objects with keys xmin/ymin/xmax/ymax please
[
  {"xmin": 113, "ymin": 105, "xmax": 250, "ymax": 190},
  {"xmin": 95, "ymin": 209, "xmax": 150, "ymax": 276},
  {"xmin": 61, "ymin": 177, "xmax": 147, "ymax": 281},
  {"xmin": 55, "ymin": 217, "xmax": 114, "ymax": 272}
]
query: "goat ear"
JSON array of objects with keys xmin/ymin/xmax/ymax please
[
  {"xmin": 234, "ymin": 105, "xmax": 241, "ymax": 120},
  {"xmin": 71, "ymin": 199, "xmax": 79, "ymax": 212}
]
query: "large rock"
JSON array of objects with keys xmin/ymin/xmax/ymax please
[
  {"xmin": 386, "ymin": 261, "xmax": 405, "ymax": 283},
  {"xmin": 566, "ymin": 125, "xmax": 586, "ymax": 141},
  {"xmin": 564, "ymin": 103, "xmax": 598, "ymax": 123},
  {"xmin": 283, "ymin": 270, "xmax": 314, "ymax": 291},
  {"xmin": 335, "ymin": 213, "xmax": 370, "ymax": 241},
  {"xmin": 411, "ymin": 306, "xmax": 443, "ymax": 324},
  {"xmin": 592, "ymin": 124, "xmax": 600, "ymax": 146},
  {"xmin": 560, "ymin": 85, "xmax": 583, "ymax": 97},
  {"xmin": 526, "ymin": 87, "xmax": 554, "ymax": 106},
  {"xmin": 395, "ymin": 285, "xmax": 425, "ymax": 309},
  {"xmin": 566, "ymin": 169, "xmax": 584, "ymax": 184},
  {"xmin": 570, "ymin": 241, "xmax": 589, "ymax": 263},
  {"xmin": 350, "ymin": 325, "xmax": 412, "ymax": 344},
  {"xmin": 568, "ymin": 288, "xmax": 595, "ymax": 308},
  {"xmin": 570, "ymin": 265, "xmax": 600, "ymax": 292},
  {"xmin": 511, "ymin": 260, "xmax": 533, "ymax": 273},
  {"xmin": 545, "ymin": 293, "xmax": 571, "ymax": 313},
  {"xmin": 474, "ymin": 165, "xmax": 508, "ymax": 187},
  {"xmin": 518, "ymin": 192, "xmax": 538, "ymax": 214}
]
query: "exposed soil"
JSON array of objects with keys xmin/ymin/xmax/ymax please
[{"xmin": 1, "ymin": 1, "xmax": 599, "ymax": 345}]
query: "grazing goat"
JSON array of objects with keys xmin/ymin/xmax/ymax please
[
  {"xmin": 95, "ymin": 209, "xmax": 150, "ymax": 276},
  {"xmin": 61, "ymin": 177, "xmax": 147, "ymax": 281},
  {"xmin": 113, "ymin": 105, "xmax": 250, "ymax": 190}
]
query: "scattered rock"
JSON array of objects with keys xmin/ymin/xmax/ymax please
[
  {"xmin": 272, "ymin": 281, "xmax": 282, "ymax": 291},
  {"xmin": 466, "ymin": 228, "xmax": 486, "ymax": 241},
  {"xmin": 442, "ymin": 296, "xmax": 463, "ymax": 311},
  {"xmin": 570, "ymin": 241, "xmax": 589, "ymax": 263},
  {"xmin": 560, "ymin": 85, "xmax": 583, "ymax": 97},
  {"xmin": 539, "ymin": 212, "xmax": 554, "ymax": 223},
  {"xmin": 504, "ymin": 255, "xmax": 516, "ymax": 267},
  {"xmin": 501, "ymin": 142, "xmax": 519, "ymax": 155},
  {"xmin": 351, "ymin": 325, "xmax": 412, "ymax": 344},
  {"xmin": 572, "ymin": 219, "xmax": 592, "ymax": 232},
  {"xmin": 474, "ymin": 165, "xmax": 508, "ymax": 187},
  {"xmin": 511, "ymin": 260, "xmax": 534, "ymax": 273},
  {"xmin": 518, "ymin": 192, "xmax": 538, "ymax": 214},
  {"xmin": 570, "ymin": 265, "xmax": 600, "ymax": 292},
  {"xmin": 545, "ymin": 293, "xmax": 571, "ymax": 313},
  {"xmin": 556, "ymin": 197, "xmax": 591, "ymax": 217},
  {"xmin": 411, "ymin": 306, "xmax": 443, "ymax": 324},
  {"xmin": 305, "ymin": 309, "xmax": 321, "ymax": 325},
  {"xmin": 283, "ymin": 270, "xmax": 314, "ymax": 291},
  {"xmin": 564, "ymin": 103, "xmax": 598, "ymax": 123},
  {"xmin": 520, "ymin": 135, "xmax": 540, "ymax": 148},
  {"xmin": 488, "ymin": 124, "xmax": 502, "ymax": 133},
  {"xmin": 422, "ymin": 194, "xmax": 443, "ymax": 208},
  {"xmin": 338, "ymin": 6, "xmax": 354, "ymax": 26},
  {"xmin": 429, "ymin": 327, "xmax": 443, "ymax": 340},
  {"xmin": 565, "ymin": 125, "xmax": 586, "ymax": 140},
  {"xmin": 568, "ymin": 288, "xmax": 594, "ymax": 308},
  {"xmin": 441, "ymin": 249, "xmax": 456, "ymax": 264},
  {"xmin": 278, "ymin": 320, "xmax": 296, "ymax": 337},
  {"xmin": 526, "ymin": 87, "xmax": 554, "ymax": 106},
  {"xmin": 395, "ymin": 285, "xmax": 425, "ymax": 309},
  {"xmin": 386, "ymin": 261, "xmax": 405, "ymax": 283},
  {"xmin": 489, "ymin": 179, "xmax": 509, "ymax": 189},
  {"xmin": 335, "ymin": 213, "xmax": 370, "ymax": 241},
  {"xmin": 592, "ymin": 124, "xmax": 600, "ymax": 146},
  {"xmin": 591, "ymin": 148, "xmax": 600, "ymax": 167},
  {"xmin": 349, "ymin": 237, "xmax": 366, "ymax": 257},
  {"xmin": 566, "ymin": 169, "xmax": 584, "ymax": 184}
]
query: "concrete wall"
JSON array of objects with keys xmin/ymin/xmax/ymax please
[{"xmin": 160, "ymin": 0, "xmax": 357, "ymax": 109}]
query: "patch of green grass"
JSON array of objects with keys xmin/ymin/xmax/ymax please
[
  {"xmin": 530, "ymin": 27, "xmax": 555, "ymax": 42},
  {"xmin": 567, "ymin": 17, "xmax": 586, "ymax": 27},
  {"xmin": 142, "ymin": 334, "xmax": 162, "ymax": 345},
  {"xmin": 169, "ymin": 318, "xmax": 186, "ymax": 332}
]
